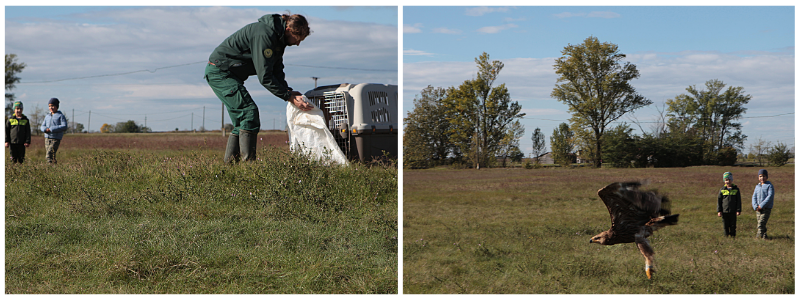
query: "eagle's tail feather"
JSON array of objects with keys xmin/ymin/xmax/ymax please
[
  {"xmin": 649, "ymin": 214, "xmax": 679, "ymax": 231},
  {"xmin": 661, "ymin": 214, "xmax": 679, "ymax": 225}
]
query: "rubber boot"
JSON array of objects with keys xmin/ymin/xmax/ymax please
[
  {"xmin": 239, "ymin": 129, "xmax": 258, "ymax": 161},
  {"xmin": 224, "ymin": 134, "xmax": 240, "ymax": 164}
]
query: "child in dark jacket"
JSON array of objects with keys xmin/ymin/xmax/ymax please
[
  {"xmin": 5, "ymin": 101, "xmax": 31, "ymax": 164},
  {"xmin": 717, "ymin": 172, "xmax": 741, "ymax": 237}
]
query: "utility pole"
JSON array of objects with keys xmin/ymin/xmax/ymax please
[
  {"xmin": 72, "ymin": 109, "xmax": 75, "ymax": 133},
  {"xmin": 312, "ymin": 77, "xmax": 319, "ymax": 88},
  {"xmin": 191, "ymin": 112, "xmax": 194, "ymax": 132},
  {"xmin": 202, "ymin": 106, "xmax": 205, "ymax": 132},
  {"xmin": 145, "ymin": 115, "xmax": 147, "ymax": 131},
  {"xmin": 88, "ymin": 110, "xmax": 91, "ymax": 134}
]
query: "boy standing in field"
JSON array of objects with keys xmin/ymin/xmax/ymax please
[
  {"xmin": 5, "ymin": 101, "xmax": 31, "ymax": 164},
  {"xmin": 752, "ymin": 169, "xmax": 774, "ymax": 239},
  {"xmin": 40, "ymin": 98, "xmax": 68, "ymax": 164},
  {"xmin": 717, "ymin": 172, "xmax": 741, "ymax": 237}
]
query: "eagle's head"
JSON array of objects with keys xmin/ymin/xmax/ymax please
[{"xmin": 589, "ymin": 231, "xmax": 612, "ymax": 245}]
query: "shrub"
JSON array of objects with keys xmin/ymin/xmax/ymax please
[{"xmin": 767, "ymin": 142, "xmax": 791, "ymax": 167}]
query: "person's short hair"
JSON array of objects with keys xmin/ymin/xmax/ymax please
[{"xmin": 282, "ymin": 14, "xmax": 311, "ymax": 38}]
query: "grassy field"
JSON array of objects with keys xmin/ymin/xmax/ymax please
[
  {"xmin": 404, "ymin": 166, "xmax": 794, "ymax": 294},
  {"xmin": 5, "ymin": 132, "xmax": 397, "ymax": 293}
]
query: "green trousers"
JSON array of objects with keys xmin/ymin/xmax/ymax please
[
  {"xmin": 44, "ymin": 138, "xmax": 61, "ymax": 164},
  {"xmin": 756, "ymin": 208, "xmax": 771, "ymax": 238},
  {"xmin": 204, "ymin": 63, "xmax": 260, "ymax": 135}
]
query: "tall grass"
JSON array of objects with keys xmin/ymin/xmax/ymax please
[
  {"xmin": 5, "ymin": 135, "xmax": 397, "ymax": 294},
  {"xmin": 404, "ymin": 166, "xmax": 794, "ymax": 293}
]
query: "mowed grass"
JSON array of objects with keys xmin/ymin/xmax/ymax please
[
  {"xmin": 404, "ymin": 166, "xmax": 794, "ymax": 294},
  {"xmin": 5, "ymin": 132, "xmax": 397, "ymax": 293}
]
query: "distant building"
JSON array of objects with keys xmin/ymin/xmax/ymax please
[
  {"xmin": 534, "ymin": 152, "xmax": 555, "ymax": 164},
  {"xmin": 576, "ymin": 149, "xmax": 591, "ymax": 164}
]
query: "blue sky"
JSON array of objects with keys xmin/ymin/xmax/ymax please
[
  {"xmin": 404, "ymin": 6, "xmax": 795, "ymax": 155},
  {"xmin": 5, "ymin": 6, "xmax": 398, "ymax": 132}
]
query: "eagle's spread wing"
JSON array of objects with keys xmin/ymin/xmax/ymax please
[{"xmin": 597, "ymin": 181, "xmax": 670, "ymax": 228}]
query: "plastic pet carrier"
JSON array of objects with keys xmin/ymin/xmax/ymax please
[{"xmin": 304, "ymin": 83, "xmax": 397, "ymax": 162}]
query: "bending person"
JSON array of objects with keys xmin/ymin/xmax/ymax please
[{"xmin": 206, "ymin": 13, "xmax": 313, "ymax": 163}]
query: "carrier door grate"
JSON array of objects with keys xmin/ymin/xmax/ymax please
[{"xmin": 322, "ymin": 91, "xmax": 349, "ymax": 156}]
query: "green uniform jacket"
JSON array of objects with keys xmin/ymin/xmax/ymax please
[
  {"xmin": 208, "ymin": 14, "xmax": 292, "ymax": 101},
  {"xmin": 717, "ymin": 184, "xmax": 742, "ymax": 213},
  {"xmin": 5, "ymin": 114, "xmax": 31, "ymax": 145}
]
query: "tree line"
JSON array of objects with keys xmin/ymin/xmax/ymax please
[
  {"xmin": 405, "ymin": 37, "xmax": 792, "ymax": 169},
  {"xmin": 404, "ymin": 52, "xmax": 525, "ymax": 169}
]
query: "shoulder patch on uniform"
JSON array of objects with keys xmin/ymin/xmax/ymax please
[{"xmin": 264, "ymin": 49, "xmax": 273, "ymax": 58}]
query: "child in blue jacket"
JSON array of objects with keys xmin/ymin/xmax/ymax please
[
  {"xmin": 752, "ymin": 169, "xmax": 774, "ymax": 239},
  {"xmin": 40, "ymin": 98, "xmax": 68, "ymax": 164}
]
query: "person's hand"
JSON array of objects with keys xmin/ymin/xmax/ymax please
[
  {"xmin": 4, "ymin": 142, "xmax": 8, "ymax": 148},
  {"xmin": 717, "ymin": 212, "xmax": 721, "ymax": 217},
  {"xmin": 291, "ymin": 94, "xmax": 314, "ymax": 111},
  {"xmin": 45, "ymin": 128, "xmax": 51, "ymax": 133},
  {"xmin": 736, "ymin": 212, "xmax": 740, "ymax": 216}
]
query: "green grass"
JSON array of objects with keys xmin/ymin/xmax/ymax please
[
  {"xmin": 403, "ymin": 166, "xmax": 794, "ymax": 293},
  {"xmin": 6, "ymin": 139, "xmax": 397, "ymax": 293}
]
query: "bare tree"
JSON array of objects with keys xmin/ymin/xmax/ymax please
[
  {"xmin": 748, "ymin": 137, "xmax": 771, "ymax": 166},
  {"xmin": 29, "ymin": 104, "xmax": 46, "ymax": 136}
]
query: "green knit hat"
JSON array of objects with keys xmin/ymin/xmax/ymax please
[
  {"xmin": 12, "ymin": 101, "xmax": 23, "ymax": 110},
  {"xmin": 723, "ymin": 172, "xmax": 732, "ymax": 181}
]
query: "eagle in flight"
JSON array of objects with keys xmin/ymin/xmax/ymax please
[{"xmin": 589, "ymin": 181, "xmax": 679, "ymax": 279}]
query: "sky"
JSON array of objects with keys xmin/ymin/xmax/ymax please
[
  {"xmin": 4, "ymin": 5, "xmax": 398, "ymax": 132},
  {"xmin": 404, "ymin": 6, "xmax": 795, "ymax": 155}
]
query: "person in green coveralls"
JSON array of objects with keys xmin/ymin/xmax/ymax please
[{"xmin": 205, "ymin": 13, "xmax": 313, "ymax": 163}]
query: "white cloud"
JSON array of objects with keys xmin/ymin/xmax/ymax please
[
  {"xmin": 504, "ymin": 17, "xmax": 527, "ymax": 22},
  {"xmin": 6, "ymin": 7, "xmax": 397, "ymax": 131},
  {"xmin": 404, "ymin": 49, "xmax": 435, "ymax": 56},
  {"xmin": 432, "ymin": 27, "xmax": 462, "ymax": 34},
  {"xmin": 553, "ymin": 12, "xmax": 585, "ymax": 18},
  {"xmin": 587, "ymin": 11, "xmax": 622, "ymax": 18},
  {"xmin": 465, "ymin": 7, "xmax": 510, "ymax": 17},
  {"xmin": 554, "ymin": 11, "xmax": 621, "ymax": 19},
  {"xmin": 476, "ymin": 23, "xmax": 518, "ymax": 34},
  {"xmin": 404, "ymin": 23, "xmax": 422, "ymax": 33}
]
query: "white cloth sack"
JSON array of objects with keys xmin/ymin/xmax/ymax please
[{"xmin": 286, "ymin": 97, "xmax": 349, "ymax": 166}]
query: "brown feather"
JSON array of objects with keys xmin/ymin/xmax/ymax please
[{"xmin": 591, "ymin": 181, "xmax": 680, "ymax": 278}]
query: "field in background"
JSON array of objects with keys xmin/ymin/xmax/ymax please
[
  {"xmin": 5, "ymin": 132, "xmax": 397, "ymax": 293},
  {"xmin": 21, "ymin": 130, "xmax": 288, "ymax": 152},
  {"xmin": 404, "ymin": 166, "xmax": 794, "ymax": 293}
]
